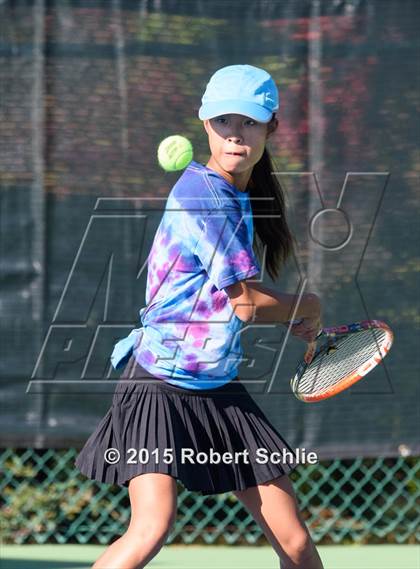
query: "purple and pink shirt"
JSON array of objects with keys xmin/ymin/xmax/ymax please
[{"xmin": 111, "ymin": 160, "xmax": 261, "ymax": 390}]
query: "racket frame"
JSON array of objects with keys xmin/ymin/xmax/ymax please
[{"xmin": 290, "ymin": 319, "xmax": 394, "ymax": 403}]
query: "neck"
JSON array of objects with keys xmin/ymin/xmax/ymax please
[{"xmin": 206, "ymin": 156, "xmax": 251, "ymax": 192}]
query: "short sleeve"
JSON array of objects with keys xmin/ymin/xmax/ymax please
[{"xmin": 193, "ymin": 206, "xmax": 260, "ymax": 290}]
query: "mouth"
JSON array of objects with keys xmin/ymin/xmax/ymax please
[{"xmin": 225, "ymin": 152, "xmax": 245, "ymax": 156}]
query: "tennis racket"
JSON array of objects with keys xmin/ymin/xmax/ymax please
[{"xmin": 287, "ymin": 319, "xmax": 394, "ymax": 402}]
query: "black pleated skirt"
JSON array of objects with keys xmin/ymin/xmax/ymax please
[{"xmin": 75, "ymin": 356, "xmax": 298, "ymax": 495}]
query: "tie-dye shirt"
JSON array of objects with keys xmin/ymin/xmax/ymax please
[{"xmin": 114, "ymin": 160, "xmax": 261, "ymax": 390}]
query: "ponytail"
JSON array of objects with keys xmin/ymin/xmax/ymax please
[{"xmin": 248, "ymin": 124, "xmax": 297, "ymax": 281}]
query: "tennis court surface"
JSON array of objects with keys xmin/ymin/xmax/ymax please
[{"xmin": 1, "ymin": 544, "xmax": 419, "ymax": 568}]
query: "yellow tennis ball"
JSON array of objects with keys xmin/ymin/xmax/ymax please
[{"xmin": 157, "ymin": 135, "xmax": 193, "ymax": 172}]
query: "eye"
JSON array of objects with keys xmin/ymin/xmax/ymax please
[{"xmin": 214, "ymin": 117, "xmax": 256, "ymax": 126}]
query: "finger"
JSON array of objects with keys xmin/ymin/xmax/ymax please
[
  {"xmin": 304, "ymin": 341, "xmax": 317, "ymax": 363},
  {"xmin": 290, "ymin": 322, "xmax": 305, "ymax": 330},
  {"xmin": 303, "ymin": 330, "xmax": 318, "ymax": 341},
  {"xmin": 303, "ymin": 328, "xmax": 318, "ymax": 336},
  {"xmin": 291, "ymin": 326, "xmax": 315, "ymax": 334},
  {"xmin": 291, "ymin": 328, "xmax": 317, "ymax": 342}
]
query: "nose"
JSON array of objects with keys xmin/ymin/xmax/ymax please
[{"xmin": 227, "ymin": 131, "xmax": 243, "ymax": 143}]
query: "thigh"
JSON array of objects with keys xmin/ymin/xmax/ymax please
[
  {"xmin": 128, "ymin": 473, "xmax": 178, "ymax": 535},
  {"xmin": 233, "ymin": 474, "xmax": 309, "ymax": 556}
]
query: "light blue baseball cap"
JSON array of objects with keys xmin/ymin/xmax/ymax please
[{"xmin": 198, "ymin": 64, "xmax": 279, "ymax": 124}]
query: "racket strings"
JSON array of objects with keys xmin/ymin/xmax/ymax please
[{"xmin": 297, "ymin": 328, "xmax": 387, "ymax": 395}]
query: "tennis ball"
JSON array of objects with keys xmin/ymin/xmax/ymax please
[{"xmin": 157, "ymin": 135, "xmax": 193, "ymax": 172}]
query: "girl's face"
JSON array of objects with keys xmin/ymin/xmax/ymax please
[{"xmin": 203, "ymin": 113, "xmax": 277, "ymax": 190}]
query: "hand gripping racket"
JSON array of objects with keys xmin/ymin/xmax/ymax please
[{"xmin": 287, "ymin": 319, "xmax": 394, "ymax": 402}]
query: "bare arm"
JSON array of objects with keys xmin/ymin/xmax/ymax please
[
  {"xmin": 225, "ymin": 278, "xmax": 322, "ymax": 363},
  {"xmin": 225, "ymin": 279, "xmax": 321, "ymax": 324}
]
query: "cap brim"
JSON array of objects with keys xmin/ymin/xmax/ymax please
[{"xmin": 198, "ymin": 100, "xmax": 274, "ymax": 123}]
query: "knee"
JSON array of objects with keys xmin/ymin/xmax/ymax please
[
  {"xmin": 147, "ymin": 525, "xmax": 172, "ymax": 548},
  {"xmin": 128, "ymin": 515, "xmax": 176, "ymax": 547},
  {"xmin": 281, "ymin": 530, "xmax": 313, "ymax": 563}
]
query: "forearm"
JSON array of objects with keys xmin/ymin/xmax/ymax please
[{"xmin": 245, "ymin": 281, "xmax": 320, "ymax": 324}]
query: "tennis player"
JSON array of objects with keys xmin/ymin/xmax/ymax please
[{"xmin": 75, "ymin": 64, "xmax": 324, "ymax": 569}]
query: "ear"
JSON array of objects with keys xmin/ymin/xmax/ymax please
[
  {"xmin": 203, "ymin": 120, "xmax": 210, "ymax": 135},
  {"xmin": 267, "ymin": 118, "xmax": 278, "ymax": 139}
]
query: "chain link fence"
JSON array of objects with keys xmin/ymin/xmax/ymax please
[{"xmin": 1, "ymin": 449, "xmax": 418, "ymax": 546}]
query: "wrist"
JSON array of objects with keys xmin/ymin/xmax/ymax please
[{"xmin": 304, "ymin": 293, "xmax": 321, "ymax": 317}]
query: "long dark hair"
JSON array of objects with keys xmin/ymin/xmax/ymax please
[{"xmin": 248, "ymin": 117, "xmax": 297, "ymax": 281}]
